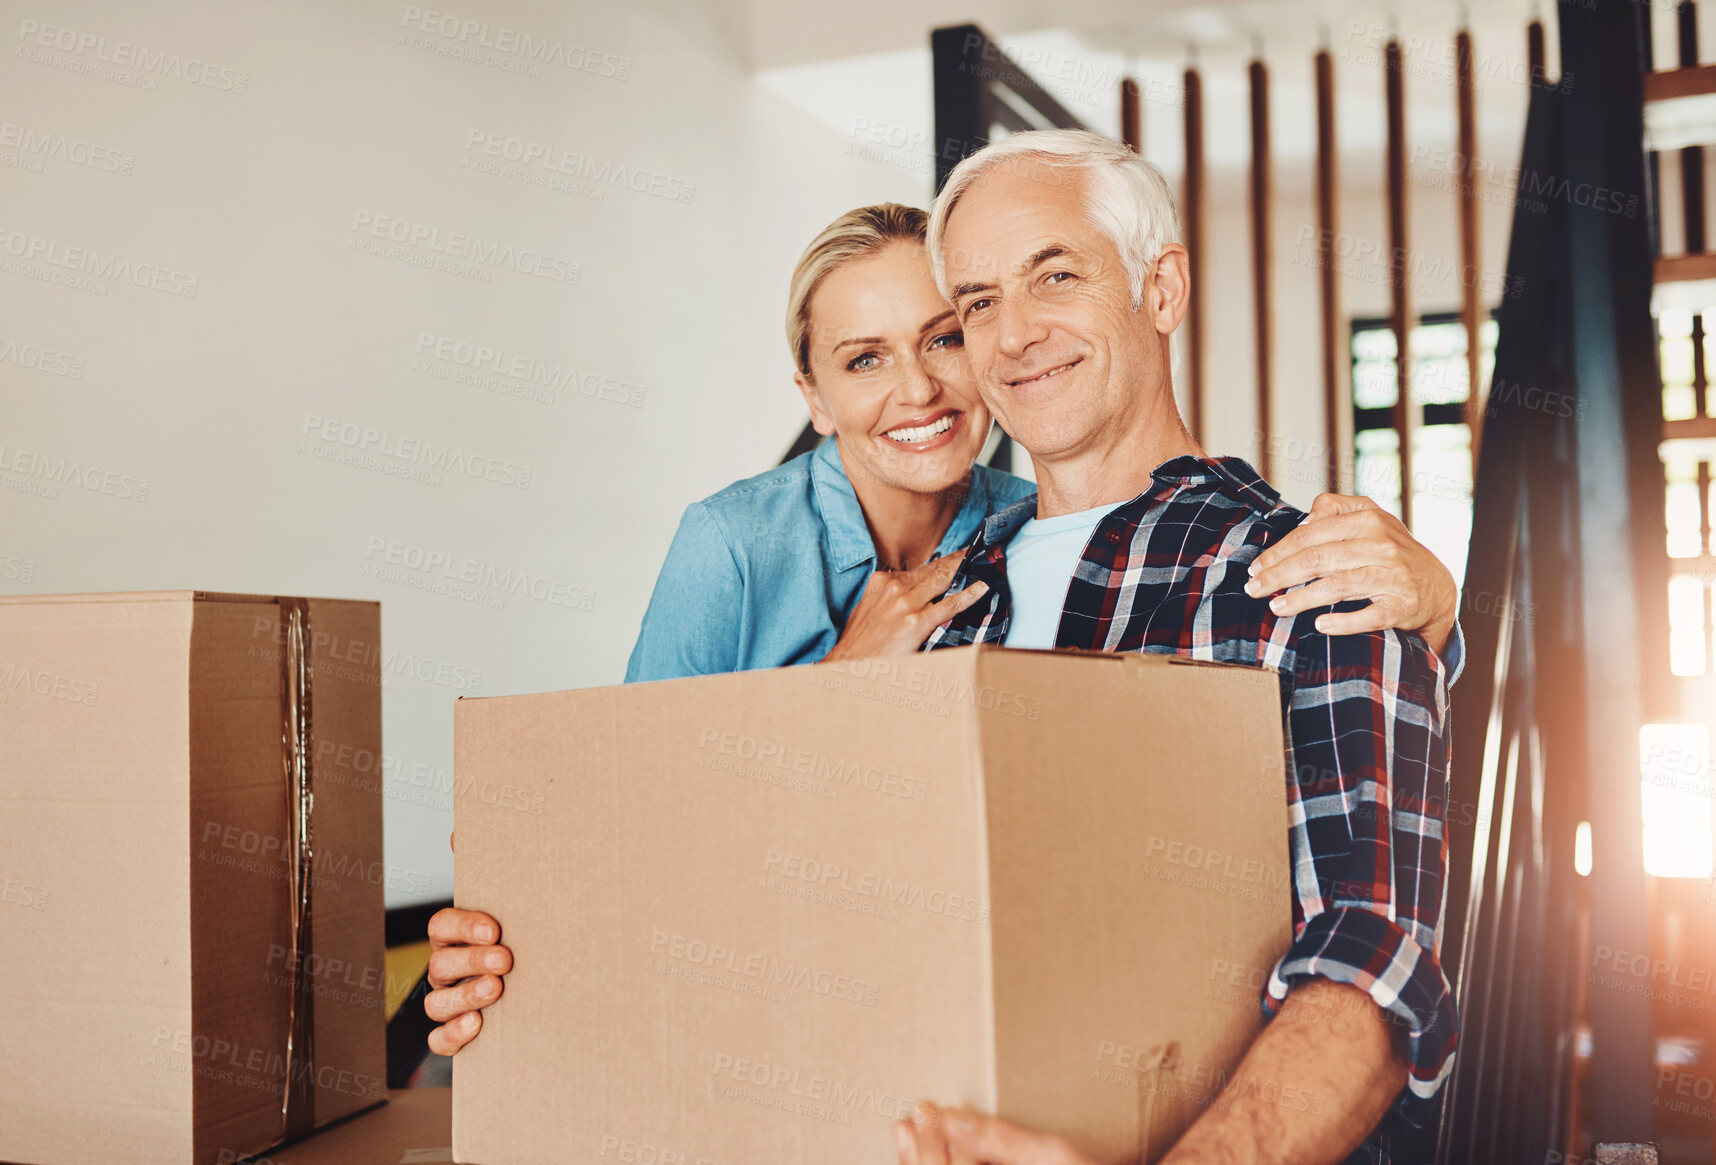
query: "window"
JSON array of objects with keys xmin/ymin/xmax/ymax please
[
  {"xmin": 1656, "ymin": 307, "xmax": 1716, "ymax": 678},
  {"xmin": 1349, "ymin": 313, "xmax": 1498, "ymax": 587}
]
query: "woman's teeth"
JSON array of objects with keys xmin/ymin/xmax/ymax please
[{"xmin": 884, "ymin": 415, "xmax": 955, "ymax": 444}]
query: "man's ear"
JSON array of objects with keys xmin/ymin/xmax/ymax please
[
  {"xmin": 1148, "ymin": 244, "xmax": 1191, "ymax": 337},
  {"xmin": 793, "ymin": 369, "xmax": 838, "ymax": 437}
]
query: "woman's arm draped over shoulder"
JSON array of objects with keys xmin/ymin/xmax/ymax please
[{"xmin": 624, "ymin": 502, "xmax": 745, "ymax": 683}]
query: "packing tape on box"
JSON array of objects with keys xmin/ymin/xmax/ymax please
[
  {"xmin": 279, "ymin": 598, "xmax": 317, "ymax": 1139},
  {"xmin": 1136, "ymin": 1041, "xmax": 1180, "ymax": 1165}
]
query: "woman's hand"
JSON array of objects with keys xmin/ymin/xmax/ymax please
[
  {"xmin": 822, "ymin": 554, "xmax": 990, "ymax": 663},
  {"xmin": 424, "ymin": 906, "xmax": 512, "ymax": 1055},
  {"xmin": 1245, "ymin": 493, "xmax": 1458, "ymax": 657}
]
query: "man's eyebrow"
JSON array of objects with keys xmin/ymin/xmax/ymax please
[
  {"xmin": 950, "ymin": 245, "xmax": 1075, "ymax": 302},
  {"xmin": 1021, "ymin": 244, "xmax": 1071, "ymax": 272},
  {"xmin": 917, "ymin": 310, "xmax": 956, "ymax": 334}
]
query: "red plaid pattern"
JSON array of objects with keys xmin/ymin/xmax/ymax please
[{"xmin": 924, "ymin": 455, "xmax": 1460, "ymax": 1162}]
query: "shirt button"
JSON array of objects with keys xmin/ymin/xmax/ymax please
[{"xmin": 1106, "ymin": 530, "xmax": 1122, "ymax": 544}]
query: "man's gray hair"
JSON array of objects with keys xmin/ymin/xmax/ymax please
[{"xmin": 927, "ymin": 129, "xmax": 1182, "ymax": 309}]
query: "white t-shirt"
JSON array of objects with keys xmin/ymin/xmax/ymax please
[{"xmin": 1002, "ymin": 503, "xmax": 1121, "ymax": 649}]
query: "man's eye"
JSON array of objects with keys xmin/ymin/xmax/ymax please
[
  {"xmin": 847, "ymin": 353, "xmax": 880, "ymax": 372},
  {"xmin": 1046, "ymin": 271, "xmax": 1076, "ymax": 285},
  {"xmin": 965, "ymin": 298, "xmax": 995, "ymax": 318}
]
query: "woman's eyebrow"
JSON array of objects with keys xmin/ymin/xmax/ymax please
[
  {"xmin": 831, "ymin": 335, "xmax": 886, "ymax": 353},
  {"xmin": 917, "ymin": 310, "xmax": 956, "ymax": 335}
]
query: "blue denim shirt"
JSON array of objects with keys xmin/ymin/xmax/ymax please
[{"xmin": 625, "ymin": 437, "xmax": 1038, "ymax": 682}]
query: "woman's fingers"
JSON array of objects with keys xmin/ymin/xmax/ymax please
[
  {"xmin": 908, "ymin": 553, "xmax": 968, "ymax": 604},
  {"xmin": 427, "ymin": 907, "xmax": 499, "ymax": 950},
  {"xmin": 427, "ymin": 941, "xmax": 512, "ymax": 989},
  {"xmin": 423, "ymin": 973, "xmax": 504, "ymax": 1023},
  {"xmin": 924, "ymin": 581, "xmax": 991, "ymax": 636},
  {"xmin": 427, "ymin": 1009, "xmax": 482, "ymax": 1056}
]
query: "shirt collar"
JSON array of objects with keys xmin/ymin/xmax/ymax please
[
  {"xmin": 811, "ymin": 438, "xmax": 1033, "ymax": 572},
  {"xmin": 809, "ymin": 437, "xmax": 878, "ymax": 572},
  {"xmin": 970, "ymin": 454, "xmax": 1282, "ymax": 553}
]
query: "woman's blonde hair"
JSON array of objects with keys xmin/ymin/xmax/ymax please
[{"xmin": 786, "ymin": 203, "xmax": 927, "ymax": 379}]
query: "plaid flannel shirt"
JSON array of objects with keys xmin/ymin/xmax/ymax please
[{"xmin": 923, "ymin": 455, "xmax": 1460, "ymax": 1162}]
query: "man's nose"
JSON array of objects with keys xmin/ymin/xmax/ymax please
[{"xmin": 995, "ymin": 296, "xmax": 1048, "ymax": 362}]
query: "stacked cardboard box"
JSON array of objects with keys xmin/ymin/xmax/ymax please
[
  {"xmin": 0, "ymin": 592, "xmax": 388, "ymax": 1165},
  {"xmin": 452, "ymin": 646, "xmax": 1293, "ymax": 1164}
]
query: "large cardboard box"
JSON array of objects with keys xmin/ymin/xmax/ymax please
[
  {"xmin": 453, "ymin": 647, "xmax": 1294, "ymax": 1164},
  {"xmin": 0, "ymin": 592, "xmax": 389, "ymax": 1165}
]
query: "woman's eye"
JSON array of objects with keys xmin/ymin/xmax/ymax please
[
  {"xmin": 928, "ymin": 331, "xmax": 964, "ymax": 350},
  {"xmin": 847, "ymin": 352, "xmax": 880, "ymax": 372}
]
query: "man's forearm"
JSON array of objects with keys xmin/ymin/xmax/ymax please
[{"xmin": 1162, "ymin": 979, "xmax": 1408, "ymax": 1165}]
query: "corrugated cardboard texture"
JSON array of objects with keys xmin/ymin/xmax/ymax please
[
  {"xmin": 974, "ymin": 650, "xmax": 1289, "ymax": 1162},
  {"xmin": 452, "ymin": 646, "xmax": 1292, "ymax": 1165},
  {"xmin": 0, "ymin": 592, "xmax": 386, "ymax": 1165},
  {"xmin": 2, "ymin": 595, "xmax": 198, "ymax": 1165}
]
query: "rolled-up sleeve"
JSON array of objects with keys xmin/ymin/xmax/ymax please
[{"xmin": 1262, "ymin": 622, "xmax": 1457, "ymax": 1130}]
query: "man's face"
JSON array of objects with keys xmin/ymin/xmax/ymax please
[{"xmin": 940, "ymin": 164, "xmax": 1164, "ymax": 463}]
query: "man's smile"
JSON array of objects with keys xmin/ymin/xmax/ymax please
[{"xmin": 1006, "ymin": 358, "xmax": 1081, "ymax": 388}]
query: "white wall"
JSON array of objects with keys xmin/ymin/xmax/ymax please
[{"xmin": 0, "ymin": 0, "xmax": 928, "ymax": 904}]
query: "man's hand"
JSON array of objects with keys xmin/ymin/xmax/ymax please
[
  {"xmin": 1245, "ymin": 492, "xmax": 1457, "ymax": 657},
  {"xmin": 821, "ymin": 554, "xmax": 990, "ymax": 663},
  {"xmin": 894, "ymin": 1103, "xmax": 1092, "ymax": 1165},
  {"xmin": 424, "ymin": 907, "xmax": 511, "ymax": 1055}
]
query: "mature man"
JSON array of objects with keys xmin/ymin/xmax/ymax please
[{"xmin": 889, "ymin": 131, "xmax": 1457, "ymax": 1165}]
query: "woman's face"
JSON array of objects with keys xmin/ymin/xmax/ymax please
[{"xmin": 795, "ymin": 241, "xmax": 993, "ymax": 498}]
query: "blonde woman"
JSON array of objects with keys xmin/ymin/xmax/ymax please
[{"xmin": 422, "ymin": 205, "xmax": 1461, "ymax": 1056}]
